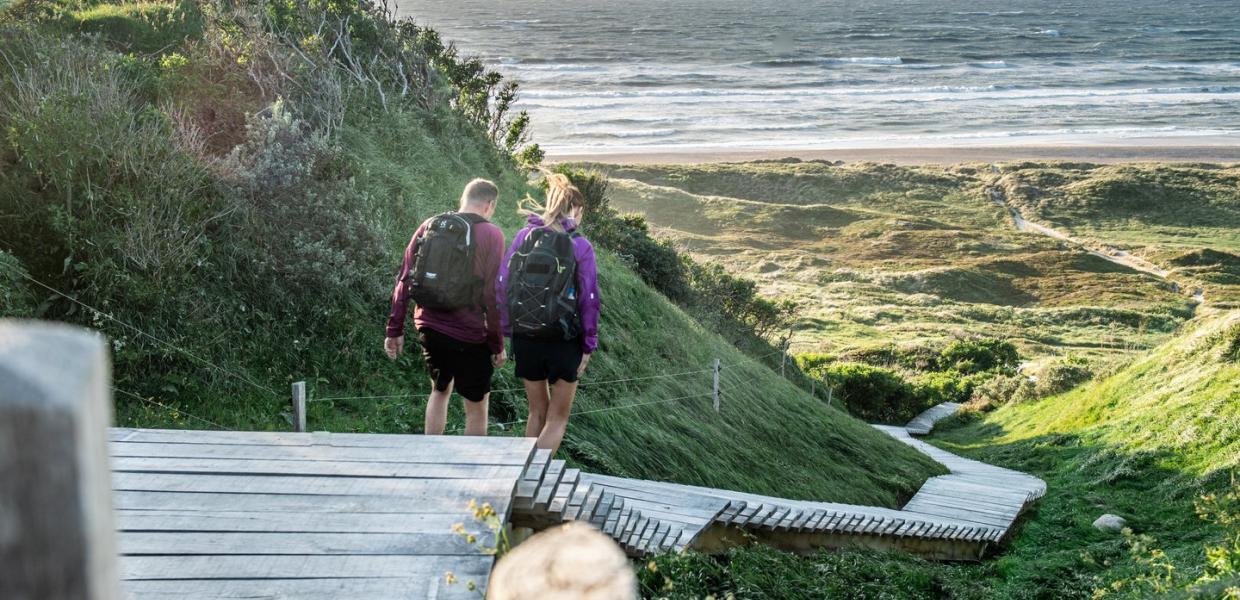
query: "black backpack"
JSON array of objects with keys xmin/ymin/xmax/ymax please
[
  {"xmin": 406, "ymin": 212, "xmax": 487, "ymax": 311},
  {"xmin": 506, "ymin": 228, "xmax": 582, "ymax": 341}
]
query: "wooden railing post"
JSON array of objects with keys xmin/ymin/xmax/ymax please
[
  {"xmin": 291, "ymin": 381, "xmax": 306, "ymax": 432},
  {"xmin": 712, "ymin": 358, "xmax": 721, "ymax": 413},
  {"xmin": 0, "ymin": 320, "xmax": 121, "ymax": 600}
]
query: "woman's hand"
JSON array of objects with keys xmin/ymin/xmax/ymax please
[{"xmin": 577, "ymin": 352, "xmax": 592, "ymax": 377}]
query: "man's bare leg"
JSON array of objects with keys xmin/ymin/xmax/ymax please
[
  {"xmin": 463, "ymin": 394, "xmax": 490, "ymax": 436},
  {"xmin": 424, "ymin": 380, "xmax": 453, "ymax": 435},
  {"xmin": 523, "ymin": 379, "xmax": 550, "ymax": 438}
]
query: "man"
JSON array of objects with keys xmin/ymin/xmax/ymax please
[{"xmin": 384, "ymin": 179, "xmax": 506, "ymax": 436}]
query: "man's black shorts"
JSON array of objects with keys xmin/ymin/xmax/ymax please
[
  {"xmin": 418, "ymin": 327, "xmax": 493, "ymax": 402},
  {"xmin": 513, "ymin": 335, "xmax": 584, "ymax": 384}
]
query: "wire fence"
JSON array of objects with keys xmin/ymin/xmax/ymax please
[{"xmin": 19, "ymin": 272, "xmax": 816, "ymax": 435}]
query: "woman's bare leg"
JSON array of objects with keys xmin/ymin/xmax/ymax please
[
  {"xmin": 535, "ymin": 380, "xmax": 579, "ymax": 455},
  {"xmin": 524, "ymin": 379, "xmax": 550, "ymax": 438}
]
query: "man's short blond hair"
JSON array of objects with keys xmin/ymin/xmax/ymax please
[{"xmin": 460, "ymin": 178, "xmax": 499, "ymax": 207}]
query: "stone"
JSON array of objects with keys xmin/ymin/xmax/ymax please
[{"xmin": 1093, "ymin": 514, "xmax": 1127, "ymax": 532}]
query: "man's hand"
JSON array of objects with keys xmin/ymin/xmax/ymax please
[
  {"xmin": 384, "ymin": 336, "xmax": 404, "ymax": 360},
  {"xmin": 492, "ymin": 348, "xmax": 507, "ymax": 369},
  {"xmin": 577, "ymin": 352, "xmax": 592, "ymax": 377}
]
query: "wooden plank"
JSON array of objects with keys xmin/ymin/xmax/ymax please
[
  {"xmin": 118, "ymin": 531, "xmax": 482, "ymax": 556},
  {"xmin": 532, "ymin": 462, "xmax": 565, "ymax": 512},
  {"xmin": 113, "ymin": 485, "xmax": 512, "ymax": 515},
  {"xmin": 112, "ymin": 457, "xmax": 525, "ymax": 481},
  {"xmin": 109, "ymin": 429, "xmax": 534, "ymax": 451},
  {"xmin": 120, "ymin": 554, "xmax": 490, "ymax": 581},
  {"xmin": 116, "ymin": 510, "xmax": 468, "ymax": 534},
  {"xmin": 905, "ymin": 496, "xmax": 1020, "ymax": 520},
  {"xmin": 113, "ymin": 472, "xmax": 514, "ymax": 505},
  {"xmin": 123, "ymin": 577, "xmax": 482, "ymax": 600},
  {"xmin": 110, "ymin": 441, "xmax": 534, "ymax": 466}
]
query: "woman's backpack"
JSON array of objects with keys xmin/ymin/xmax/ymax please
[
  {"xmin": 406, "ymin": 212, "xmax": 487, "ymax": 311},
  {"xmin": 506, "ymin": 228, "xmax": 582, "ymax": 341}
]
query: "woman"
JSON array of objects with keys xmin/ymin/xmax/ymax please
[{"xmin": 497, "ymin": 173, "xmax": 600, "ymax": 455}]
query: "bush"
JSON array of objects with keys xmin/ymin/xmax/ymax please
[
  {"xmin": 939, "ymin": 338, "xmax": 1019, "ymax": 374},
  {"xmin": 815, "ymin": 362, "xmax": 933, "ymax": 424},
  {"xmin": 0, "ymin": 251, "xmax": 35, "ymax": 317},
  {"xmin": 1035, "ymin": 355, "xmax": 1093, "ymax": 397},
  {"xmin": 968, "ymin": 373, "xmax": 1034, "ymax": 410}
]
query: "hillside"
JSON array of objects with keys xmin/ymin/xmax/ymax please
[
  {"xmin": 0, "ymin": 1, "xmax": 941, "ymax": 507},
  {"xmin": 635, "ymin": 310, "xmax": 1238, "ymax": 599},
  {"xmin": 590, "ymin": 161, "xmax": 1240, "ymax": 364}
]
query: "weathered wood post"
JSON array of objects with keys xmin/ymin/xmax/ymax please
[
  {"xmin": 0, "ymin": 320, "xmax": 121, "ymax": 600},
  {"xmin": 291, "ymin": 381, "xmax": 306, "ymax": 432},
  {"xmin": 780, "ymin": 340, "xmax": 790, "ymax": 377},
  {"xmin": 712, "ymin": 358, "xmax": 721, "ymax": 413}
]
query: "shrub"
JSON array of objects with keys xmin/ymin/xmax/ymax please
[
  {"xmin": 938, "ymin": 338, "xmax": 1019, "ymax": 374},
  {"xmin": 968, "ymin": 373, "xmax": 1034, "ymax": 410},
  {"xmin": 1035, "ymin": 355, "xmax": 1093, "ymax": 397},
  {"xmin": 815, "ymin": 363, "xmax": 933, "ymax": 424},
  {"xmin": 0, "ymin": 251, "xmax": 35, "ymax": 317}
]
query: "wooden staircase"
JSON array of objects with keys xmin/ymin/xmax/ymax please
[{"xmin": 509, "ymin": 403, "xmax": 1045, "ymax": 561}]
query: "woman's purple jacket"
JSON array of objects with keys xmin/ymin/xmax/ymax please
[{"xmin": 497, "ymin": 214, "xmax": 601, "ymax": 354}]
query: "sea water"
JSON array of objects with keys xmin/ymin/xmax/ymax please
[{"xmin": 396, "ymin": 0, "xmax": 1240, "ymax": 153}]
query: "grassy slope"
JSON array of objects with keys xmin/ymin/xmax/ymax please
[
  {"xmin": 929, "ymin": 310, "xmax": 1239, "ymax": 598},
  {"xmin": 0, "ymin": 9, "xmax": 942, "ymax": 507},
  {"xmin": 639, "ymin": 310, "xmax": 1238, "ymax": 599},
  {"xmin": 591, "ymin": 161, "xmax": 1199, "ymax": 362}
]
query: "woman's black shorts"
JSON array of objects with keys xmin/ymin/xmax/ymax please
[
  {"xmin": 512, "ymin": 335, "xmax": 584, "ymax": 384},
  {"xmin": 418, "ymin": 327, "xmax": 493, "ymax": 402}
]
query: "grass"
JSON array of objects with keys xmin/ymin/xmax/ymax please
[
  {"xmin": 0, "ymin": 11, "xmax": 943, "ymax": 507},
  {"xmin": 637, "ymin": 310, "xmax": 1239, "ymax": 599},
  {"xmin": 587, "ymin": 160, "xmax": 1212, "ymax": 364}
]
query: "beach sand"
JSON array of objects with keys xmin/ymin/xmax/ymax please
[{"xmin": 550, "ymin": 143, "xmax": 1240, "ymax": 166}]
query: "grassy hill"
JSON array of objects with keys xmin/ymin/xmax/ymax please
[
  {"xmin": 0, "ymin": 1, "xmax": 941, "ymax": 507},
  {"xmin": 638, "ymin": 310, "xmax": 1239, "ymax": 599},
  {"xmin": 589, "ymin": 161, "xmax": 1240, "ymax": 365}
]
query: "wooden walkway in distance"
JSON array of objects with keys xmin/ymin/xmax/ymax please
[
  {"xmin": 506, "ymin": 403, "xmax": 1044, "ymax": 561},
  {"xmin": 108, "ymin": 429, "xmax": 537, "ymax": 599},
  {"xmin": 906, "ymin": 402, "xmax": 963, "ymax": 435},
  {"xmin": 104, "ymin": 403, "xmax": 1045, "ymax": 596}
]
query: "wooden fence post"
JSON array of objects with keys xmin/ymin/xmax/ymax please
[
  {"xmin": 291, "ymin": 381, "xmax": 306, "ymax": 433},
  {"xmin": 712, "ymin": 358, "xmax": 721, "ymax": 413},
  {"xmin": 0, "ymin": 320, "xmax": 121, "ymax": 600}
]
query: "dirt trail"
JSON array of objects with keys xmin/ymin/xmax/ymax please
[
  {"xmin": 987, "ymin": 187, "xmax": 1171, "ymax": 278},
  {"xmin": 985, "ymin": 172, "xmax": 1205, "ymax": 305}
]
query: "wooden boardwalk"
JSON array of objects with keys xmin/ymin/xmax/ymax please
[
  {"xmin": 104, "ymin": 404, "xmax": 1044, "ymax": 595},
  {"xmin": 906, "ymin": 402, "xmax": 963, "ymax": 435},
  {"xmin": 109, "ymin": 429, "xmax": 536, "ymax": 599},
  {"xmin": 499, "ymin": 404, "xmax": 1043, "ymax": 561}
]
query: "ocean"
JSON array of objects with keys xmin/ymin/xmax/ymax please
[{"xmin": 394, "ymin": 0, "xmax": 1240, "ymax": 154}]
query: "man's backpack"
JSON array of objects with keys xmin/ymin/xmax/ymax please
[
  {"xmin": 506, "ymin": 228, "xmax": 582, "ymax": 341},
  {"xmin": 406, "ymin": 212, "xmax": 487, "ymax": 311}
]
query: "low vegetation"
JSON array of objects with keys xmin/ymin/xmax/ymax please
[
  {"xmin": 591, "ymin": 160, "xmax": 1235, "ymax": 364},
  {"xmin": 0, "ymin": 0, "xmax": 941, "ymax": 505}
]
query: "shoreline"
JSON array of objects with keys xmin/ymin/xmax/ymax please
[{"xmin": 549, "ymin": 144, "xmax": 1240, "ymax": 166}]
